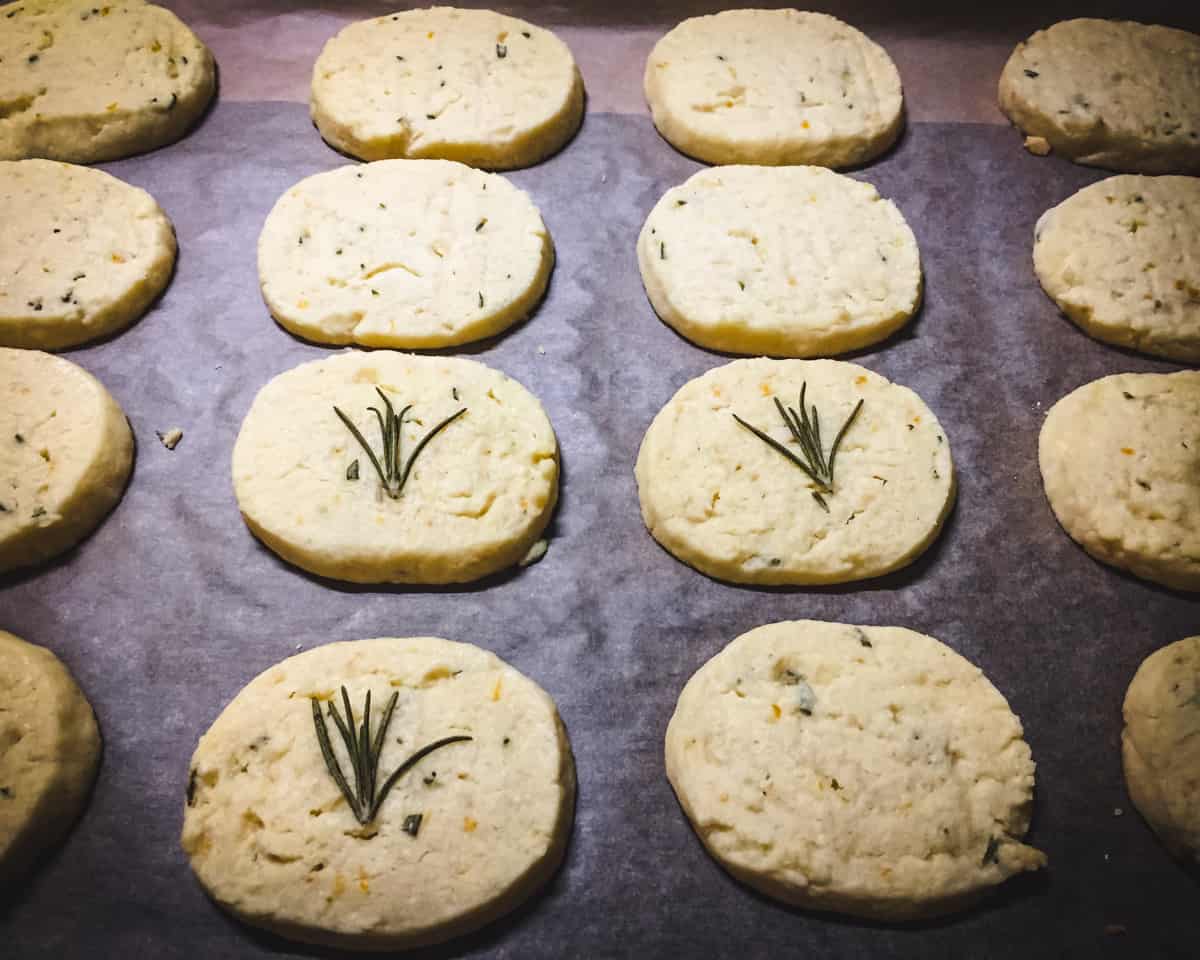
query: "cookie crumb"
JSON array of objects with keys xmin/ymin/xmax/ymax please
[
  {"xmin": 1023, "ymin": 135, "xmax": 1051, "ymax": 156},
  {"xmin": 156, "ymin": 427, "xmax": 183, "ymax": 450},
  {"xmin": 519, "ymin": 539, "xmax": 548, "ymax": 567}
]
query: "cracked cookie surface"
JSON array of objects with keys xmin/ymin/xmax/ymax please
[
  {"xmin": 310, "ymin": 7, "xmax": 583, "ymax": 169},
  {"xmin": 638, "ymin": 165, "xmax": 921, "ymax": 356},
  {"xmin": 665, "ymin": 620, "xmax": 1045, "ymax": 920},
  {"xmin": 644, "ymin": 9, "xmax": 903, "ymax": 168},
  {"xmin": 0, "ymin": 0, "xmax": 214, "ymax": 162},
  {"xmin": 258, "ymin": 160, "xmax": 551, "ymax": 349}
]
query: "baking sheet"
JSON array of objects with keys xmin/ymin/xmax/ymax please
[{"xmin": 2, "ymin": 100, "xmax": 1199, "ymax": 959}]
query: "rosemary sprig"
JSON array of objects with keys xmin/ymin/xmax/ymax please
[
  {"xmin": 311, "ymin": 686, "xmax": 471, "ymax": 826},
  {"xmin": 732, "ymin": 382, "xmax": 863, "ymax": 512},
  {"xmin": 333, "ymin": 387, "xmax": 466, "ymax": 499}
]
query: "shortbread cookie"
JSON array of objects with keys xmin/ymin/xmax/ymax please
[
  {"xmin": 0, "ymin": 160, "xmax": 176, "ymax": 349},
  {"xmin": 0, "ymin": 0, "xmax": 215, "ymax": 163},
  {"xmin": 1122, "ymin": 636, "xmax": 1200, "ymax": 862},
  {"xmin": 258, "ymin": 160, "xmax": 551, "ymax": 349},
  {"xmin": 998, "ymin": 19, "xmax": 1200, "ymax": 174},
  {"xmin": 1033, "ymin": 175, "xmax": 1200, "ymax": 362},
  {"xmin": 0, "ymin": 630, "xmax": 101, "ymax": 884},
  {"xmin": 182, "ymin": 637, "xmax": 575, "ymax": 950},
  {"xmin": 666, "ymin": 620, "xmax": 1045, "ymax": 920},
  {"xmin": 1039, "ymin": 371, "xmax": 1200, "ymax": 591},
  {"xmin": 232, "ymin": 352, "xmax": 558, "ymax": 584},
  {"xmin": 635, "ymin": 358, "xmax": 954, "ymax": 585},
  {"xmin": 644, "ymin": 10, "xmax": 903, "ymax": 168},
  {"xmin": 638, "ymin": 166, "xmax": 921, "ymax": 356},
  {"xmin": 310, "ymin": 7, "xmax": 584, "ymax": 169},
  {"xmin": 0, "ymin": 349, "xmax": 134, "ymax": 574}
]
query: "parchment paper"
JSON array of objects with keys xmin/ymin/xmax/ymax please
[{"xmin": 2, "ymin": 100, "xmax": 1199, "ymax": 959}]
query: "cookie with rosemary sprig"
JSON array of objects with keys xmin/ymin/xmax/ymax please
[
  {"xmin": 1122, "ymin": 635, "xmax": 1200, "ymax": 864},
  {"xmin": 665, "ymin": 620, "xmax": 1045, "ymax": 921},
  {"xmin": 1039, "ymin": 371, "xmax": 1200, "ymax": 591},
  {"xmin": 0, "ymin": 159, "xmax": 176, "ymax": 350},
  {"xmin": 182, "ymin": 637, "xmax": 575, "ymax": 951},
  {"xmin": 634, "ymin": 358, "xmax": 955, "ymax": 585},
  {"xmin": 0, "ymin": 348, "xmax": 134, "ymax": 574},
  {"xmin": 0, "ymin": 630, "xmax": 100, "ymax": 886},
  {"xmin": 231, "ymin": 351, "xmax": 558, "ymax": 584}
]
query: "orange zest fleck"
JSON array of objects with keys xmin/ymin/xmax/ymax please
[
  {"xmin": 463, "ymin": 816, "xmax": 477, "ymax": 833},
  {"xmin": 771, "ymin": 703, "xmax": 781, "ymax": 719},
  {"xmin": 110, "ymin": 252, "xmax": 125, "ymax": 263},
  {"xmin": 491, "ymin": 678, "xmax": 502, "ymax": 701},
  {"xmin": 1121, "ymin": 447, "xmax": 1134, "ymax": 455},
  {"xmin": 801, "ymin": 120, "xmax": 810, "ymax": 129}
]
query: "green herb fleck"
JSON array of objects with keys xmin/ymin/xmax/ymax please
[
  {"xmin": 31, "ymin": 507, "xmax": 45, "ymax": 518},
  {"xmin": 333, "ymin": 387, "xmax": 467, "ymax": 500},
  {"xmin": 478, "ymin": 291, "xmax": 484, "ymax": 308},
  {"xmin": 475, "ymin": 218, "xmax": 487, "ymax": 232},
  {"xmin": 521, "ymin": 31, "xmax": 530, "ymax": 38},
  {"xmin": 854, "ymin": 627, "xmax": 872, "ymax": 648},
  {"xmin": 0, "ymin": 786, "xmax": 12, "ymax": 798},
  {"xmin": 346, "ymin": 459, "xmax": 360, "ymax": 481},
  {"xmin": 660, "ymin": 241, "xmax": 666, "ymax": 260},
  {"xmin": 402, "ymin": 813, "xmax": 423, "ymax": 836},
  {"xmin": 310, "ymin": 686, "xmax": 471, "ymax": 826},
  {"xmin": 982, "ymin": 837, "xmax": 1000, "ymax": 866},
  {"xmin": 186, "ymin": 769, "xmax": 197, "ymax": 806},
  {"xmin": 732, "ymin": 382, "xmax": 863, "ymax": 513},
  {"xmin": 14, "ymin": 434, "xmax": 23, "ymax": 443},
  {"xmin": 496, "ymin": 43, "xmax": 507, "ymax": 59},
  {"xmin": 27, "ymin": 54, "xmax": 38, "ymax": 64},
  {"xmin": 738, "ymin": 280, "xmax": 745, "ymax": 290},
  {"xmin": 1024, "ymin": 68, "xmax": 1038, "ymax": 78}
]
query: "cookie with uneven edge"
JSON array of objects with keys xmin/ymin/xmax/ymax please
[
  {"xmin": 1033, "ymin": 175, "xmax": 1200, "ymax": 362},
  {"xmin": 644, "ymin": 10, "xmax": 903, "ymax": 168},
  {"xmin": 258, "ymin": 160, "xmax": 551, "ymax": 349},
  {"xmin": 1039, "ymin": 372, "xmax": 1200, "ymax": 591},
  {"xmin": 0, "ymin": 160, "xmax": 176, "ymax": 349},
  {"xmin": 998, "ymin": 19, "xmax": 1200, "ymax": 174},
  {"xmin": 634, "ymin": 358, "xmax": 954, "ymax": 585},
  {"xmin": 310, "ymin": 7, "xmax": 583, "ymax": 169},
  {"xmin": 1122, "ymin": 636, "xmax": 1200, "ymax": 863},
  {"xmin": 0, "ymin": 630, "xmax": 101, "ymax": 885},
  {"xmin": 665, "ymin": 620, "xmax": 1045, "ymax": 920},
  {"xmin": 638, "ymin": 165, "xmax": 921, "ymax": 357},
  {"xmin": 182, "ymin": 637, "xmax": 575, "ymax": 950},
  {"xmin": 0, "ymin": 0, "xmax": 215, "ymax": 163},
  {"xmin": 232, "ymin": 352, "xmax": 558, "ymax": 584},
  {"xmin": 0, "ymin": 348, "xmax": 134, "ymax": 574}
]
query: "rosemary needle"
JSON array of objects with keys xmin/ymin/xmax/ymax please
[
  {"xmin": 732, "ymin": 382, "xmax": 863, "ymax": 512},
  {"xmin": 333, "ymin": 387, "xmax": 466, "ymax": 499},
  {"xmin": 311, "ymin": 687, "xmax": 472, "ymax": 826}
]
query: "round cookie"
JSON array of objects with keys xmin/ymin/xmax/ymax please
[
  {"xmin": 665, "ymin": 620, "xmax": 1046, "ymax": 920},
  {"xmin": 643, "ymin": 10, "xmax": 903, "ymax": 168},
  {"xmin": 0, "ymin": 630, "xmax": 101, "ymax": 885},
  {"xmin": 1039, "ymin": 371, "xmax": 1200, "ymax": 591},
  {"xmin": 0, "ymin": 348, "xmax": 134, "ymax": 574},
  {"xmin": 232, "ymin": 351, "xmax": 558, "ymax": 584},
  {"xmin": 258, "ymin": 160, "xmax": 552, "ymax": 349},
  {"xmin": 634, "ymin": 358, "xmax": 954, "ymax": 585},
  {"xmin": 0, "ymin": 0, "xmax": 216, "ymax": 163},
  {"xmin": 310, "ymin": 7, "xmax": 584, "ymax": 169},
  {"xmin": 182, "ymin": 636, "xmax": 575, "ymax": 950},
  {"xmin": 637, "ymin": 165, "xmax": 921, "ymax": 356},
  {"xmin": 1122, "ymin": 635, "xmax": 1200, "ymax": 862},
  {"xmin": 1033, "ymin": 175, "xmax": 1200, "ymax": 362},
  {"xmin": 0, "ymin": 160, "xmax": 176, "ymax": 349},
  {"xmin": 998, "ymin": 19, "xmax": 1200, "ymax": 174}
]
